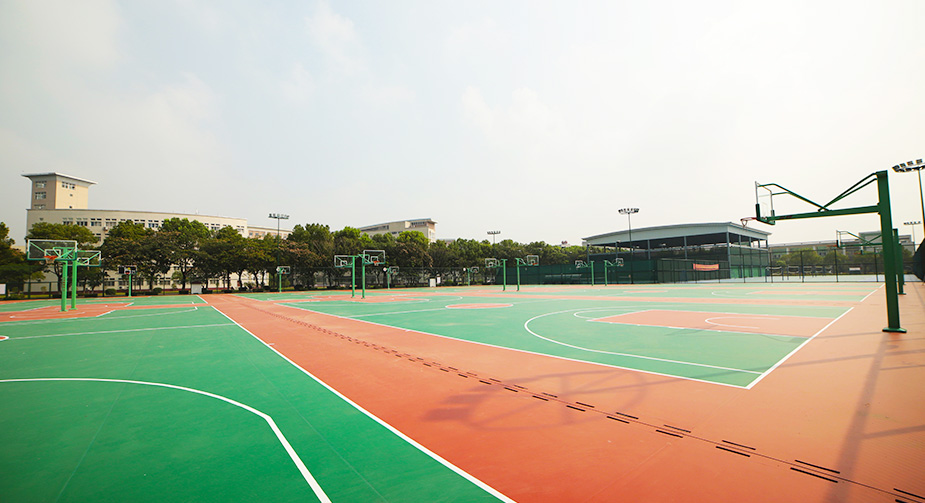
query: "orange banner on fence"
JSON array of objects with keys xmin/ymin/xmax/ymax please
[{"xmin": 693, "ymin": 263, "xmax": 719, "ymax": 271}]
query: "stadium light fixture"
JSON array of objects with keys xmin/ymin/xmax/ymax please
[
  {"xmin": 904, "ymin": 220, "xmax": 921, "ymax": 245},
  {"xmin": 618, "ymin": 208, "xmax": 639, "ymax": 284},
  {"xmin": 487, "ymin": 230, "xmax": 501, "ymax": 245},
  {"xmin": 892, "ymin": 159, "xmax": 925, "ymax": 243}
]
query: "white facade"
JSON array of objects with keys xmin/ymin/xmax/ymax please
[
  {"xmin": 26, "ymin": 208, "xmax": 249, "ymax": 245},
  {"xmin": 20, "ymin": 173, "xmax": 289, "ymax": 292},
  {"xmin": 359, "ymin": 218, "xmax": 437, "ymax": 242}
]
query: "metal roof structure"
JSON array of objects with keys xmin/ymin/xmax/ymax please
[{"xmin": 583, "ymin": 222, "xmax": 771, "ymax": 249}]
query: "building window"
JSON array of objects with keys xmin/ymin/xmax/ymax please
[
  {"xmin": 61, "ymin": 181, "xmax": 76, "ymax": 189},
  {"xmin": 76, "ymin": 219, "xmax": 88, "ymax": 227},
  {"xmin": 35, "ymin": 204, "xmax": 45, "ymax": 210},
  {"xmin": 90, "ymin": 218, "xmax": 102, "ymax": 227},
  {"xmin": 35, "ymin": 192, "xmax": 46, "ymax": 200},
  {"xmin": 62, "ymin": 218, "xmax": 74, "ymax": 225},
  {"xmin": 35, "ymin": 181, "xmax": 46, "ymax": 188}
]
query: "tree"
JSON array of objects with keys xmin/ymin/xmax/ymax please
[
  {"xmin": 0, "ymin": 222, "xmax": 40, "ymax": 293},
  {"xmin": 429, "ymin": 240, "xmax": 459, "ymax": 268},
  {"xmin": 159, "ymin": 218, "xmax": 211, "ymax": 290},
  {"xmin": 289, "ymin": 223, "xmax": 335, "ymax": 260},
  {"xmin": 334, "ymin": 227, "xmax": 370, "ymax": 256},
  {"xmin": 100, "ymin": 221, "xmax": 152, "ymax": 292},
  {"xmin": 492, "ymin": 239, "xmax": 525, "ymax": 261},
  {"xmin": 199, "ymin": 226, "xmax": 246, "ymax": 289},
  {"xmin": 242, "ymin": 237, "xmax": 274, "ymax": 289}
]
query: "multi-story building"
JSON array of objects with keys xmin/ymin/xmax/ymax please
[
  {"xmin": 22, "ymin": 173, "xmax": 291, "ymax": 244},
  {"xmin": 358, "ymin": 219, "xmax": 437, "ymax": 242},
  {"xmin": 21, "ymin": 173, "xmax": 290, "ymax": 291}
]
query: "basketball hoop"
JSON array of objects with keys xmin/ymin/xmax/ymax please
[
  {"xmin": 740, "ymin": 217, "xmax": 757, "ymax": 228},
  {"xmin": 43, "ymin": 255, "xmax": 58, "ymax": 265}
]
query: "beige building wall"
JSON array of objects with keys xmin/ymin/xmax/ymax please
[
  {"xmin": 19, "ymin": 172, "xmax": 289, "ymax": 292},
  {"xmin": 359, "ymin": 218, "xmax": 437, "ymax": 242},
  {"xmin": 23, "ymin": 173, "xmax": 96, "ymax": 211},
  {"xmin": 26, "ymin": 208, "xmax": 249, "ymax": 244},
  {"xmin": 248, "ymin": 226, "xmax": 292, "ymax": 240}
]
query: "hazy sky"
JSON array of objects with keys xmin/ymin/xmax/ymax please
[{"xmin": 2, "ymin": 1, "xmax": 923, "ymax": 247}]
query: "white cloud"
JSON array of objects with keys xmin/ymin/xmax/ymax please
[
  {"xmin": 280, "ymin": 63, "xmax": 315, "ymax": 103},
  {"xmin": 360, "ymin": 83, "xmax": 414, "ymax": 108},
  {"xmin": 444, "ymin": 17, "xmax": 512, "ymax": 63},
  {"xmin": 305, "ymin": 0, "xmax": 363, "ymax": 74},
  {"xmin": 461, "ymin": 86, "xmax": 560, "ymax": 146}
]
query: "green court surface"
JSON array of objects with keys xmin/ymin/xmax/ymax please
[
  {"xmin": 0, "ymin": 299, "xmax": 61, "ymax": 312},
  {"xmin": 0, "ymin": 306, "xmax": 508, "ymax": 502},
  {"xmin": 0, "ymin": 295, "xmax": 207, "ymax": 312},
  {"xmin": 284, "ymin": 284, "xmax": 862, "ymax": 388}
]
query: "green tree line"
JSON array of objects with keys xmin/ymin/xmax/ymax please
[{"xmin": 1, "ymin": 219, "xmax": 594, "ymax": 293}]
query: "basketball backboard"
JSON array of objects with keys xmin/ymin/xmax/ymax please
[
  {"xmin": 334, "ymin": 255, "xmax": 354, "ymax": 268},
  {"xmin": 26, "ymin": 239, "xmax": 78, "ymax": 263},
  {"xmin": 75, "ymin": 250, "xmax": 101, "ymax": 267},
  {"xmin": 362, "ymin": 249, "xmax": 385, "ymax": 266}
]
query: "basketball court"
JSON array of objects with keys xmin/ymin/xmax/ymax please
[{"xmin": 1, "ymin": 282, "xmax": 923, "ymax": 502}]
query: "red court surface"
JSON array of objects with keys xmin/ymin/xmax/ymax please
[
  {"xmin": 202, "ymin": 282, "xmax": 925, "ymax": 503},
  {"xmin": 593, "ymin": 309, "xmax": 832, "ymax": 337}
]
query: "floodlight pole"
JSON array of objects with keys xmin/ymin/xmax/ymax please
[
  {"xmin": 488, "ymin": 230, "xmax": 501, "ymax": 245},
  {"xmin": 892, "ymin": 159, "xmax": 925, "ymax": 245},
  {"xmin": 904, "ymin": 221, "xmax": 921, "ymax": 245},
  {"xmin": 619, "ymin": 208, "xmax": 639, "ymax": 284},
  {"xmin": 269, "ymin": 213, "xmax": 289, "ymax": 293}
]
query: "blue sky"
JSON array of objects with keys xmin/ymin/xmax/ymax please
[{"xmin": 2, "ymin": 0, "xmax": 923, "ymax": 246}]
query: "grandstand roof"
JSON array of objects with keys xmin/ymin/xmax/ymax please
[{"xmin": 582, "ymin": 222, "xmax": 771, "ymax": 249}]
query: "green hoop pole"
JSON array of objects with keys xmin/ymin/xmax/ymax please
[
  {"xmin": 60, "ymin": 260, "xmax": 68, "ymax": 312},
  {"xmin": 70, "ymin": 260, "xmax": 78, "ymax": 310}
]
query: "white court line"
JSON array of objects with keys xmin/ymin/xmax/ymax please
[
  {"xmin": 213, "ymin": 308, "xmax": 516, "ymax": 503},
  {"xmin": 861, "ymin": 285, "xmax": 882, "ymax": 303},
  {"xmin": 704, "ymin": 316, "xmax": 778, "ymax": 330},
  {"xmin": 353, "ymin": 307, "xmax": 449, "ymax": 317},
  {"xmin": 8, "ymin": 323, "xmax": 235, "ymax": 341},
  {"xmin": 0, "ymin": 377, "xmax": 330, "ymax": 502},
  {"xmin": 0, "ymin": 304, "xmax": 59, "ymax": 313},
  {"xmin": 314, "ymin": 297, "xmax": 564, "ymax": 318},
  {"xmin": 745, "ymin": 307, "xmax": 854, "ymax": 390},
  {"xmin": 293, "ymin": 306, "xmax": 751, "ymax": 389},
  {"xmin": 0, "ymin": 307, "xmax": 200, "ymax": 326},
  {"xmin": 524, "ymin": 309, "xmax": 762, "ymax": 375}
]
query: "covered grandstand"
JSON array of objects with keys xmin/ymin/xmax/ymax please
[{"xmin": 580, "ymin": 222, "xmax": 772, "ymax": 283}]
